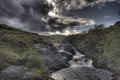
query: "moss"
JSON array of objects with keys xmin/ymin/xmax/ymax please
[
  {"xmin": 0, "ymin": 24, "xmax": 47, "ymax": 74},
  {"xmin": 0, "ymin": 60, "xmax": 8, "ymax": 71},
  {"xmin": 21, "ymin": 49, "xmax": 47, "ymax": 72},
  {"xmin": 103, "ymin": 23, "xmax": 120, "ymax": 72}
]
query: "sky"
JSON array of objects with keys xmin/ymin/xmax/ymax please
[
  {"xmin": 74, "ymin": 1, "xmax": 120, "ymax": 27},
  {"xmin": 0, "ymin": 0, "xmax": 119, "ymax": 35}
]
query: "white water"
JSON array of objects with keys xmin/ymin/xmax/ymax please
[{"xmin": 69, "ymin": 47, "xmax": 93, "ymax": 68}]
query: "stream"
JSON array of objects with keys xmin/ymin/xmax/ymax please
[{"xmin": 51, "ymin": 44, "xmax": 113, "ymax": 80}]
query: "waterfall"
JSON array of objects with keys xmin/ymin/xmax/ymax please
[
  {"xmin": 69, "ymin": 47, "xmax": 93, "ymax": 68},
  {"xmin": 57, "ymin": 45, "xmax": 93, "ymax": 68},
  {"xmin": 51, "ymin": 46, "xmax": 94, "ymax": 80},
  {"xmin": 51, "ymin": 45, "xmax": 113, "ymax": 80}
]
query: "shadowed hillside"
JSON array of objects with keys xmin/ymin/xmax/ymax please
[{"xmin": 68, "ymin": 21, "xmax": 120, "ymax": 79}]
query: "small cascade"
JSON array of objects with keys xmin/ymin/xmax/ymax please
[
  {"xmin": 69, "ymin": 47, "xmax": 93, "ymax": 68},
  {"xmin": 51, "ymin": 45, "xmax": 94, "ymax": 80},
  {"xmin": 57, "ymin": 46, "xmax": 93, "ymax": 68}
]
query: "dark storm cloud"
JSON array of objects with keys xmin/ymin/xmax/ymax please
[
  {"xmin": 0, "ymin": 0, "xmax": 119, "ymax": 35},
  {"xmin": 0, "ymin": 0, "xmax": 50, "ymax": 32},
  {"xmin": 118, "ymin": 11, "xmax": 120, "ymax": 16},
  {"xmin": 0, "ymin": 0, "xmax": 24, "ymax": 16},
  {"xmin": 0, "ymin": 0, "xmax": 96, "ymax": 33},
  {"xmin": 0, "ymin": 0, "xmax": 49, "ymax": 16}
]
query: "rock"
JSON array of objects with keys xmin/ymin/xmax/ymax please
[
  {"xmin": 0, "ymin": 65, "xmax": 52, "ymax": 80},
  {"xmin": 43, "ymin": 39, "xmax": 53, "ymax": 46},
  {"xmin": 51, "ymin": 67, "xmax": 113, "ymax": 80},
  {"xmin": 34, "ymin": 43, "xmax": 75, "ymax": 71},
  {"xmin": 41, "ymin": 45, "xmax": 70, "ymax": 71},
  {"xmin": 58, "ymin": 44, "xmax": 75, "ymax": 55},
  {"xmin": 57, "ymin": 44, "xmax": 75, "ymax": 61},
  {"xmin": 0, "ymin": 65, "xmax": 24, "ymax": 80}
]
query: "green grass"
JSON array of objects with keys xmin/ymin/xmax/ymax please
[
  {"xmin": 103, "ymin": 23, "xmax": 120, "ymax": 71},
  {"xmin": 0, "ymin": 24, "xmax": 47, "ymax": 74}
]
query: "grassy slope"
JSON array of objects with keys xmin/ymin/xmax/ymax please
[
  {"xmin": 0, "ymin": 24, "xmax": 50, "ymax": 79},
  {"xmin": 103, "ymin": 22, "xmax": 120, "ymax": 72},
  {"xmin": 68, "ymin": 22, "xmax": 120, "ymax": 73}
]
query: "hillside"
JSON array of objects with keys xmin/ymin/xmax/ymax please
[
  {"xmin": 0, "ymin": 24, "xmax": 69, "ymax": 80},
  {"xmin": 0, "ymin": 21, "xmax": 120, "ymax": 79},
  {"xmin": 68, "ymin": 21, "xmax": 120, "ymax": 79},
  {"xmin": 0, "ymin": 24, "xmax": 51, "ymax": 79}
]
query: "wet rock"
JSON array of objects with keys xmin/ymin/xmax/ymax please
[
  {"xmin": 51, "ymin": 67, "xmax": 113, "ymax": 80},
  {"xmin": 0, "ymin": 65, "xmax": 24, "ymax": 80}
]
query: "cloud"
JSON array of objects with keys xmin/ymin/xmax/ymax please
[
  {"xmin": 48, "ymin": 29, "xmax": 83, "ymax": 36},
  {"xmin": 47, "ymin": 0, "xmax": 97, "ymax": 31},
  {"xmin": 48, "ymin": 0, "xmax": 118, "ymax": 14},
  {"xmin": 103, "ymin": 16, "xmax": 112, "ymax": 19},
  {"xmin": 45, "ymin": 0, "xmax": 120, "ymax": 33},
  {"xmin": 118, "ymin": 11, "xmax": 120, "ymax": 16},
  {"xmin": 0, "ymin": 0, "xmax": 50, "ymax": 32},
  {"xmin": 47, "ymin": 12, "xmax": 96, "ymax": 32},
  {"xmin": 0, "ymin": 17, "xmax": 27, "ymax": 28},
  {"xmin": 0, "ymin": 0, "xmax": 96, "ymax": 33},
  {"xmin": 0, "ymin": 0, "xmax": 119, "ymax": 35},
  {"xmin": 0, "ymin": 0, "xmax": 24, "ymax": 16}
]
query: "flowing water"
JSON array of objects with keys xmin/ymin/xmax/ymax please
[
  {"xmin": 69, "ymin": 47, "xmax": 93, "ymax": 68},
  {"xmin": 51, "ymin": 45, "xmax": 113, "ymax": 80}
]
